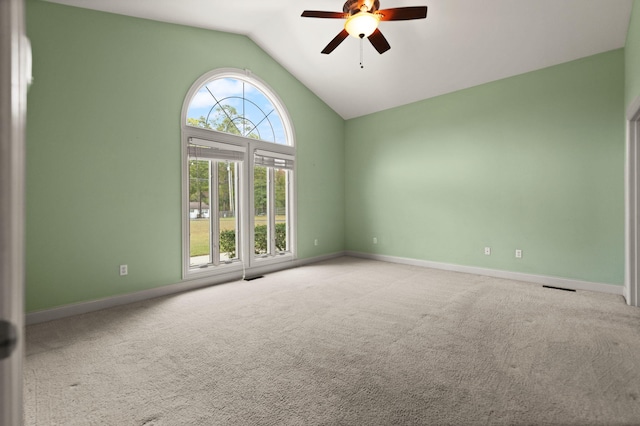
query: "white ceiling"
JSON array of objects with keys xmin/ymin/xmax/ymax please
[{"xmin": 44, "ymin": 0, "xmax": 633, "ymax": 119}]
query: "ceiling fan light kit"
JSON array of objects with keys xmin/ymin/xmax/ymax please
[
  {"xmin": 345, "ymin": 12, "xmax": 380, "ymax": 38},
  {"xmin": 301, "ymin": 0, "xmax": 427, "ymax": 56}
]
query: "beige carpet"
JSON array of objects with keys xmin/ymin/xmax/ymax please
[{"xmin": 24, "ymin": 256, "xmax": 640, "ymax": 425}]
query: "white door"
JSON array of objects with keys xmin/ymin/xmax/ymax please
[{"xmin": 0, "ymin": 0, "xmax": 28, "ymax": 424}]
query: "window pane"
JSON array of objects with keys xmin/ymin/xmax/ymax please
[
  {"xmin": 189, "ymin": 160, "xmax": 211, "ymax": 266},
  {"xmin": 218, "ymin": 161, "xmax": 238, "ymax": 262},
  {"xmin": 186, "ymin": 77, "xmax": 287, "ymax": 145},
  {"xmin": 254, "ymin": 165, "xmax": 268, "ymax": 256},
  {"xmin": 274, "ymin": 168, "xmax": 288, "ymax": 253}
]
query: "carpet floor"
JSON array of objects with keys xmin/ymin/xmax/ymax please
[{"xmin": 24, "ymin": 256, "xmax": 640, "ymax": 425}]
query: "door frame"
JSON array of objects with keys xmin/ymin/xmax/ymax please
[
  {"xmin": 625, "ymin": 96, "xmax": 640, "ymax": 307},
  {"xmin": 0, "ymin": 0, "xmax": 28, "ymax": 424}
]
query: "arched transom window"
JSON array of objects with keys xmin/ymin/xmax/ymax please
[{"xmin": 186, "ymin": 73, "xmax": 290, "ymax": 145}]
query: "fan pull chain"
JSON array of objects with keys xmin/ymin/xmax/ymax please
[{"xmin": 359, "ymin": 34, "xmax": 364, "ymax": 69}]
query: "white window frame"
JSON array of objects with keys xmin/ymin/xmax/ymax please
[
  {"xmin": 181, "ymin": 69, "xmax": 296, "ymax": 279},
  {"xmin": 252, "ymin": 149, "xmax": 295, "ymax": 261},
  {"xmin": 188, "ymin": 139, "xmax": 244, "ymax": 267}
]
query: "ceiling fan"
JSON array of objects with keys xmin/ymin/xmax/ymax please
[{"xmin": 301, "ymin": 0, "xmax": 428, "ymax": 55}]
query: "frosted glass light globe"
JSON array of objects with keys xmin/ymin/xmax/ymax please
[{"xmin": 345, "ymin": 12, "xmax": 380, "ymax": 38}]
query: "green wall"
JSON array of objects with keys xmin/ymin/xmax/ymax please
[
  {"xmin": 345, "ymin": 50, "xmax": 625, "ymax": 285},
  {"xmin": 627, "ymin": 0, "xmax": 640, "ymax": 109},
  {"xmin": 25, "ymin": 0, "xmax": 345, "ymax": 312},
  {"xmin": 26, "ymin": 0, "xmax": 629, "ymax": 313}
]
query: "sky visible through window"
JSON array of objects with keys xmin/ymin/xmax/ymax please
[{"xmin": 187, "ymin": 78, "xmax": 286, "ymax": 145}]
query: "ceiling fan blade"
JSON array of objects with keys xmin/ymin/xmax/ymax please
[
  {"xmin": 368, "ymin": 28, "xmax": 390, "ymax": 54},
  {"xmin": 301, "ymin": 10, "xmax": 346, "ymax": 19},
  {"xmin": 377, "ymin": 6, "xmax": 428, "ymax": 21},
  {"xmin": 321, "ymin": 29, "xmax": 349, "ymax": 54}
]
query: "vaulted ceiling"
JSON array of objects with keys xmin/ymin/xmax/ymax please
[{"xmin": 44, "ymin": 0, "xmax": 633, "ymax": 119}]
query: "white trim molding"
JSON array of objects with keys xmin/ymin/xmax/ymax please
[
  {"xmin": 0, "ymin": 0, "xmax": 27, "ymax": 423},
  {"xmin": 26, "ymin": 249, "xmax": 625, "ymax": 326},
  {"xmin": 625, "ymin": 95, "xmax": 640, "ymax": 307},
  {"xmin": 347, "ymin": 251, "xmax": 624, "ymax": 296},
  {"xmin": 26, "ymin": 252, "xmax": 345, "ymax": 325}
]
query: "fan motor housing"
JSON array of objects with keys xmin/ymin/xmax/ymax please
[{"xmin": 343, "ymin": 0, "xmax": 380, "ymax": 15}]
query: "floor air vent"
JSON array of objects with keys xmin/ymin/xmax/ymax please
[
  {"xmin": 543, "ymin": 285, "xmax": 576, "ymax": 292},
  {"xmin": 244, "ymin": 275, "xmax": 264, "ymax": 281}
]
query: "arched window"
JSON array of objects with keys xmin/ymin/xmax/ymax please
[
  {"xmin": 186, "ymin": 76, "xmax": 289, "ymax": 145},
  {"xmin": 181, "ymin": 69, "xmax": 295, "ymax": 278}
]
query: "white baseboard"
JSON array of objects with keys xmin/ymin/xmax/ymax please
[
  {"xmin": 346, "ymin": 251, "xmax": 624, "ymax": 296},
  {"xmin": 623, "ymin": 283, "xmax": 632, "ymax": 305},
  {"xmin": 26, "ymin": 251, "xmax": 345, "ymax": 325},
  {"xmin": 27, "ymin": 250, "xmax": 622, "ymax": 325}
]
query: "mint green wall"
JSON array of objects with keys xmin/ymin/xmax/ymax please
[
  {"xmin": 627, "ymin": 0, "xmax": 640, "ymax": 108},
  {"xmin": 25, "ymin": 0, "xmax": 345, "ymax": 312},
  {"xmin": 26, "ymin": 0, "xmax": 627, "ymax": 313},
  {"xmin": 345, "ymin": 50, "xmax": 625, "ymax": 285}
]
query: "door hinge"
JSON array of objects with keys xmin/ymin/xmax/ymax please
[{"xmin": 0, "ymin": 320, "xmax": 18, "ymax": 360}]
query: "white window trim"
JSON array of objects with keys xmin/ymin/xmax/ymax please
[{"xmin": 181, "ymin": 69, "xmax": 297, "ymax": 280}]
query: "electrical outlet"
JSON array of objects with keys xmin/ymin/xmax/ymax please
[
  {"xmin": 119, "ymin": 264, "xmax": 128, "ymax": 276},
  {"xmin": 484, "ymin": 247, "xmax": 491, "ymax": 255},
  {"xmin": 373, "ymin": 237, "xmax": 378, "ymax": 244},
  {"xmin": 515, "ymin": 249, "xmax": 522, "ymax": 259},
  {"xmin": 314, "ymin": 239, "xmax": 318, "ymax": 246}
]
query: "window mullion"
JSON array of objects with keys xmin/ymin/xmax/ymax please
[
  {"xmin": 234, "ymin": 162, "xmax": 241, "ymax": 263},
  {"xmin": 268, "ymin": 167, "xmax": 276, "ymax": 256},
  {"xmin": 211, "ymin": 162, "xmax": 220, "ymax": 266},
  {"xmin": 285, "ymin": 170, "xmax": 290, "ymax": 252},
  {"xmin": 246, "ymin": 150, "xmax": 255, "ymax": 266}
]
